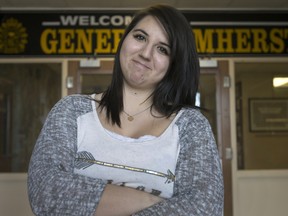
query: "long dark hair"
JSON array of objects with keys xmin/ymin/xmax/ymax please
[{"xmin": 99, "ymin": 4, "xmax": 200, "ymax": 126}]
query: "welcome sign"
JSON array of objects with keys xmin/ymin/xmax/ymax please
[{"xmin": 0, "ymin": 10, "xmax": 287, "ymax": 57}]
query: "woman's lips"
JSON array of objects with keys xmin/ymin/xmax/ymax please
[{"xmin": 132, "ymin": 59, "xmax": 151, "ymax": 70}]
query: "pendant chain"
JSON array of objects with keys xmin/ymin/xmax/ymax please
[{"xmin": 123, "ymin": 106, "xmax": 151, "ymax": 121}]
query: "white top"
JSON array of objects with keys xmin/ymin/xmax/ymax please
[{"xmin": 74, "ymin": 100, "xmax": 182, "ymax": 198}]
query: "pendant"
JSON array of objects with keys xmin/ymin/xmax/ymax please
[{"xmin": 127, "ymin": 116, "xmax": 134, "ymax": 121}]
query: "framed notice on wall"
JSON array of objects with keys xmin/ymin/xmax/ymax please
[{"xmin": 249, "ymin": 98, "xmax": 288, "ymax": 132}]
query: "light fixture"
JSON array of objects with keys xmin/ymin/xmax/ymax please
[{"xmin": 273, "ymin": 77, "xmax": 288, "ymax": 88}]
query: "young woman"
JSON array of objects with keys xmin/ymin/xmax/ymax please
[{"xmin": 28, "ymin": 4, "xmax": 224, "ymax": 216}]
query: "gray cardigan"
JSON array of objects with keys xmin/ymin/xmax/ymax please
[{"xmin": 28, "ymin": 94, "xmax": 224, "ymax": 216}]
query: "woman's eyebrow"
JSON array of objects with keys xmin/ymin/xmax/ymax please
[
  {"xmin": 132, "ymin": 28, "xmax": 148, "ymax": 36},
  {"xmin": 159, "ymin": 41, "xmax": 171, "ymax": 48},
  {"xmin": 132, "ymin": 28, "xmax": 171, "ymax": 48}
]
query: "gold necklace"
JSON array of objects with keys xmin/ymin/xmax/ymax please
[{"xmin": 123, "ymin": 106, "xmax": 151, "ymax": 121}]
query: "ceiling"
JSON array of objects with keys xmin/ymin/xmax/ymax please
[{"xmin": 1, "ymin": 0, "xmax": 288, "ymax": 10}]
